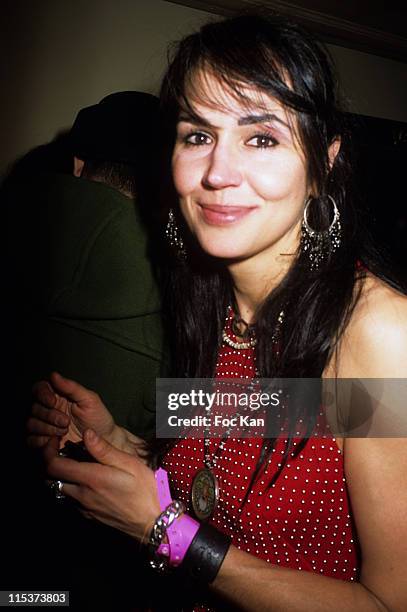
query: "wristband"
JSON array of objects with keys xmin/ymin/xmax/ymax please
[
  {"xmin": 149, "ymin": 500, "xmax": 184, "ymax": 571},
  {"xmin": 180, "ymin": 522, "xmax": 231, "ymax": 583},
  {"xmin": 166, "ymin": 512, "xmax": 200, "ymax": 567},
  {"xmin": 155, "ymin": 467, "xmax": 173, "ymax": 557},
  {"xmin": 153, "ymin": 468, "xmax": 200, "ymax": 567},
  {"xmin": 155, "ymin": 467, "xmax": 172, "ymax": 509},
  {"xmin": 155, "ymin": 468, "xmax": 174, "ymax": 558}
]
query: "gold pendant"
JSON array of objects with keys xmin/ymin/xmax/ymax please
[{"xmin": 191, "ymin": 468, "xmax": 219, "ymax": 521}]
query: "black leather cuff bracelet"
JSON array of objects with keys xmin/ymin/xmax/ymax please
[{"xmin": 179, "ymin": 523, "xmax": 231, "ymax": 584}]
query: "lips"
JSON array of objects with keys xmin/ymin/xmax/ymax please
[{"xmin": 198, "ymin": 203, "xmax": 257, "ymax": 226}]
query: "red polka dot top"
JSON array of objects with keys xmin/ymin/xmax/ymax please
[{"xmin": 162, "ymin": 312, "xmax": 360, "ymax": 582}]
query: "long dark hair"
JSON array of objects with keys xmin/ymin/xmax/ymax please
[{"xmin": 155, "ymin": 13, "xmax": 402, "ymax": 477}]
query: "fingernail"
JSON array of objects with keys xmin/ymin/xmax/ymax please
[{"xmin": 87, "ymin": 429, "xmax": 96, "ymax": 442}]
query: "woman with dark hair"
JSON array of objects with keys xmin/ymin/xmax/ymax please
[{"xmin": 29, "ymin": 14, "xmax": 407, "ymax": 610}]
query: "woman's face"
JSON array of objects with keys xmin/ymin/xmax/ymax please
[{"xmin": 172, "ymin": 71, "xmax": 310, "ymax": 263}]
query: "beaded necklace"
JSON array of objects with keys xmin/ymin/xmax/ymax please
[
  {"xmin": 222, "ymin": 308, "xmax": 257, "ymax": 350},
  {"xmin": 191, "ymin": 306, "xmax": 284, "ymax": 520}
]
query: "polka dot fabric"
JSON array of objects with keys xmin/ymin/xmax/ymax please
[{"xmin": 162, "ymin": 319, "xmax": 360, "ymax": 582}]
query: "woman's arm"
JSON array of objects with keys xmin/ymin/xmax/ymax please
[
  {"xmin": 44, "ymin": 427, "xmax": 407, "ymax": 611},
  {"xmin": 213, "ymin": 543, "xmax": 386, "ymax": 611},
  {"xmin": 212, "ymin": 437, "xmax": 407, "ymax": 611},
  {"xmin": 45, "ymin": 428, "xmax": 407, "ymax": 611}
]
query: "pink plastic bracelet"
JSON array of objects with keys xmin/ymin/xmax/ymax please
[
  {"xmin": 155, "ymin": 468, "xmax": 173, "ymax": 508},
  {"xmin": 154, "ymin": 468, "xmax": 199, "ymax": 567},
  {"xmin": 166, "ymin": 513, "xmax": 200, "ymax": 567},
  {"xmin": 155, "ymin": 468, "xmax": 172, "ymax": 558}
]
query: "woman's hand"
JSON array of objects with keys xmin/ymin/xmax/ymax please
[
  {"xmin": 44, "ymin": 429, "xmax": 160, "ymax": 543},
  {"xmin": 27, "ymin": 372, "xmax": 139, "ymax": 456}
]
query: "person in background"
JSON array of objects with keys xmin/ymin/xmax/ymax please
[
  {"xmin": 8, "ymin": 91, "xmax": 165, "ymax": 439},
  {"xmin": 5, "ymin": 91, "xmax": 166, "ymax": 610}
]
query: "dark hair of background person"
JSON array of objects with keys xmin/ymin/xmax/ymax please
[
  {"xmin": 80, "ymin": 159, "xmax": 138, "ymax": 199},
  {"xmin": 154, "ymin": 12, "xmax": 406, "ymax": 486},
  {"xmin": 68, "ymin": 90, "xmax": 162, "ymax": 224}
]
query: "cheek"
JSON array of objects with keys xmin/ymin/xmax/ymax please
[
  {"xmin": 250, "ymin": 157, "xmax": 308, "ymax": 202},
  {"xmin": 171, "ymin": 153, "xmax": 199, "ymax": 232},
  {"xmin": 171, "ymin": 154, "xmax": 186, "ymax": 197},
  {"xmin": 172, "ymin": 152, "xmax": 201, "ymax": 198}
]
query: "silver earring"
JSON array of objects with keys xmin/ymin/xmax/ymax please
[
  {"xmin": 165, "ymin": 208, "xmax": 187, "ymax": 259},
  {"xmin": 301, "ymin": 195, "xmax": 341, "ymax": 271}
]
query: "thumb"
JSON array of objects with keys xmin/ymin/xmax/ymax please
[
  {"xmin": 49, "ymin": 372, "xmax": 97, "ymax": 406},
  {"xmin": 83, "ymin": 429, "xmax": 135, "ymax": 472}
]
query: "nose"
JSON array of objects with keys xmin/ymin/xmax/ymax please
[{"xmin": 202, "ymin": 145, "xmax": 242, "ymax": 190}]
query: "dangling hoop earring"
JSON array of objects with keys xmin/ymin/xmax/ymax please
[
  {"xmin": 165, "ymin": 208, "xmax": 187, "ymax": 260},
  {"xmin": 301, "ymin": 194, "xmax": 341, "ymax": 271}
]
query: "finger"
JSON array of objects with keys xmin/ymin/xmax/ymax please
[
  {"xmin": 31, "ymin": 403, "xmax": 71, "ymax": 428},
  {"xmin": 83, "ymin": 429, "xmax": 136, "ymax": 472},
  {"xmin": 56, "ymin": 482, "xmax": 83, "ymax": 504},
  {"xmin": 44, "ymin": 437, "xmax": 102, "ymax": 485},
  {"xmin": 49, "ymin": 372, "xmax": 99, "ymax": 406},
  {"xmin": 63, "ymin": 493, "xmax": 99, "ymax": 522},
  {"xmin": 31, "ymin": 403, "xmax": 70, "ymax": 428},
  {"xmin": 79, "ymin": 509, "xmax": 96, "ymax": 521},
  {"xmin": 32, "ymin": 381, "xmax": 57, "ymax": 409},
  {"xmin": 27, "ymin": 416, "xmax": 68, "ymax": 438},
  {"xmin": 27, "ymin": 434, "xmax": 50, "ymax": 449},
  {"xmin": 46, "ymin": 481, "xmax": 91, "ymax": 509}
]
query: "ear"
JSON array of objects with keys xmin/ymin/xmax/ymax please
[
  {"xmin": 328, "ymin": 138, "xmax": 341, "ymax": 170},
  {"xmin": 73, "ymin": 156, "xmax": 85, "ymax": 177}
]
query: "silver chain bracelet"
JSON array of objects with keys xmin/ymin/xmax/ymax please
[{"xmin": 149, "ymin": 500, "xmax": 185, "ymax": 572}]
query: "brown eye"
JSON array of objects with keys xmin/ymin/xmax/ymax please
[
  {"xmin": 184, "ymin": 132, "xmax": 212, "ymax": 146},
  {"xmin": 247, "ymin": 134, "xmax": 278, "ymax": 148}
]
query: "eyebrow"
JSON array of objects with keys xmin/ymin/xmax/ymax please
[
  {"xmin": 178, "ymin": 111, "xmax": 290, "ymax": 131},
  {"xmin": 237, "ymin": 113, "xmax": 290, "ymax": 129},
  {"xmin": 178, "ymin": 111, "xmax": 212, "ymax": 127}
]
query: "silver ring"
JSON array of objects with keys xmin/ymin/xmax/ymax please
[{"xmin": 50, "ymin": 480, "xmax": 65, "ymax": 500}]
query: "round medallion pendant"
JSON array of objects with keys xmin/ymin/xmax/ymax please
[{"xmin": 191, "ymin": 468, "xmax": 219, "ymax": 521}]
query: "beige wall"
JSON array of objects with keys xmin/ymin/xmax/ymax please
[
  {"xmin": 329, "ymin": 43, "xmax": 407, "ymax": 121},
  {"xmin": 1, "ymin": 0, "xmax": 210, "ymax": 173},
  {"xmin": 1, "ymin": 0, "xmax": 407, "ymax": 174}
]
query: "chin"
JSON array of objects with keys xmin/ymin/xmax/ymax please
[{"xmin": 196, "ymin": 237, "xmax": 249, "ymax": 260}]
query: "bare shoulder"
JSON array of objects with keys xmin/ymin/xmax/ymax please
[
  {"xmin": 336, "ymin": 273, "xmax": 407, "ymax": 377},
  {"xmin": 352, "ymin": 273, "xmax": 407, "ymax": 331}
]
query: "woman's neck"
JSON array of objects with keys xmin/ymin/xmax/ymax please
[{"xmin": 228, "ymin": 247, "xmax": 295, "ymax": 323}]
